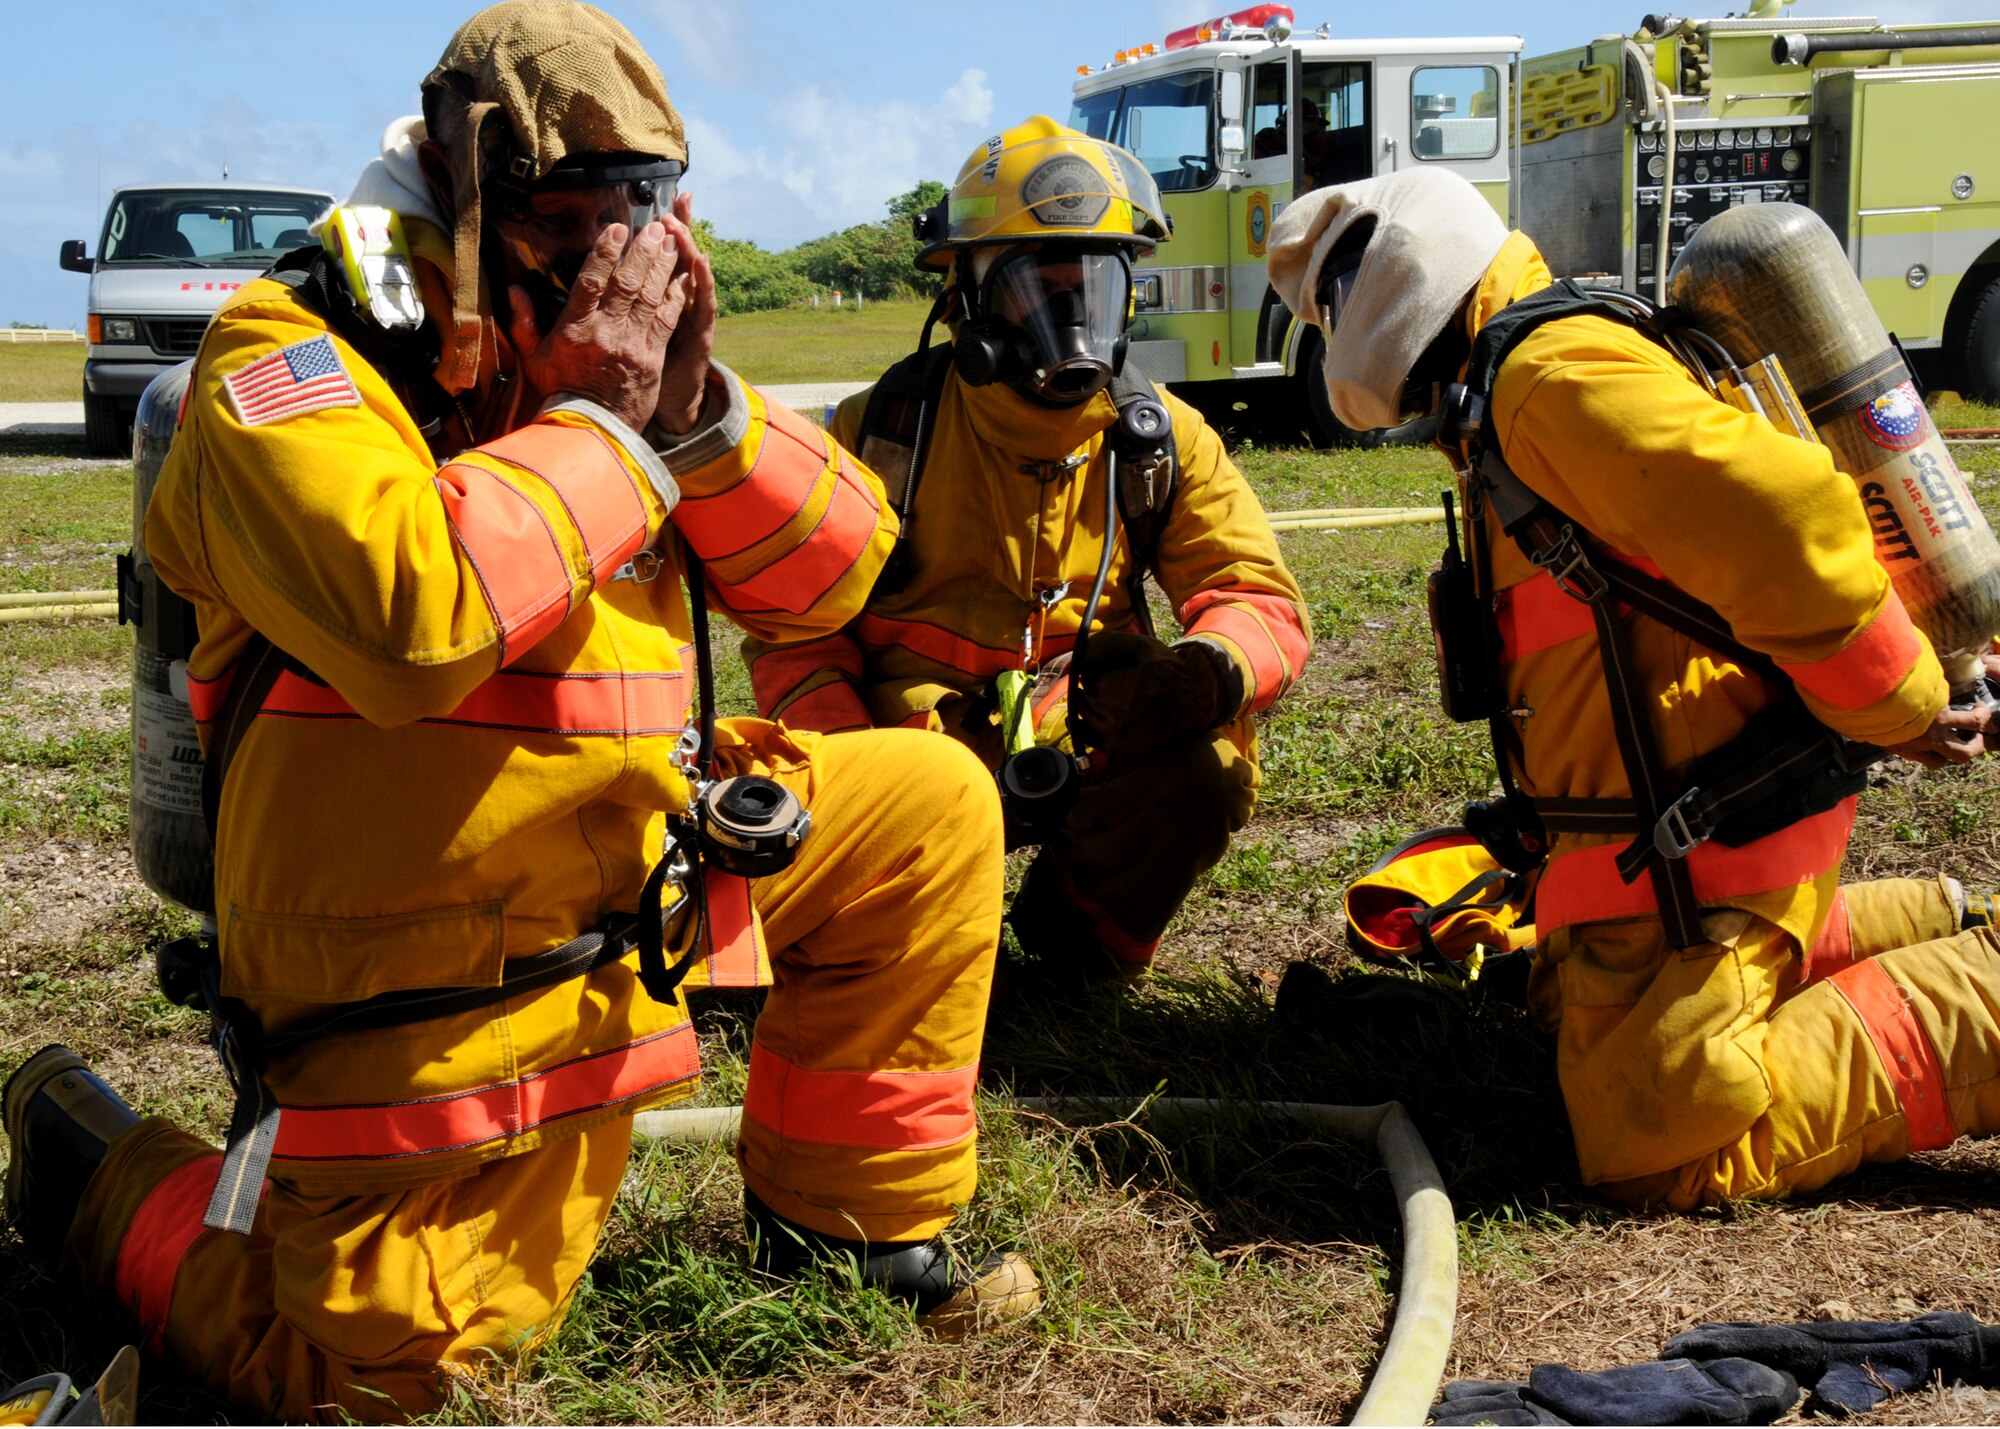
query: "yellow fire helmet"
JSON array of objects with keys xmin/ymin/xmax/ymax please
[{"xmin": 914, "ymin": 116, "xmax": 1169, "ymax": 270}]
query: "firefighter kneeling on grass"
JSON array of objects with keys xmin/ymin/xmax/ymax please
[
  {"xmin": 1268, "ymin": 166, "xmax": 2000, "ymax": 1209},
  {"xmin": 1, "ymin": 4, "xmax": 1038, "ymax": 1419},
  {"xmin": 746, "ymin": 118, "xmax": 1310, "ymax": 993}
]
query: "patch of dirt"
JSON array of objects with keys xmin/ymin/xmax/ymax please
[{"xmin": 2, "ymin": 666, "xmax": 126, "ymax": 742}]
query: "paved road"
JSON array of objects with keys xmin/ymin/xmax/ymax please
[{"xmin": 0, "ymin": 381, "xmax": 870, "ymax": 439}]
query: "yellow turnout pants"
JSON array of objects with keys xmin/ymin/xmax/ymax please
[
  {"xmin": 1544, "ymin": 876, "xmax": 2000, "ymax": 1208},
  {"xmin": 64, "ymin": 724, "xmax": 1001, "ymax": 1422}
]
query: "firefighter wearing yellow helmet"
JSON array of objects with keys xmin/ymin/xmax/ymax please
[
  {"xmin": 746, "ymin": 118, "xmax": 1311, "ymax": 992},
  {"xmin": 2, "ymin": 5, "xmax": 1037, "ymax": 1418},
  {"xmin": 1267, "ymin": 166, "xmax": 2000, "ymax": 1210}
]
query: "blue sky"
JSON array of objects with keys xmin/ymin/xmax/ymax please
[{"xmin": 1, "ymin": 0, "xmax": 1986, "ymax": 326}]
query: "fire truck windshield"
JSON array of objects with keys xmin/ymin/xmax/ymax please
[{"xmin": 1068, "ymin": 71, "xmax": 1217, "ymax": 193}]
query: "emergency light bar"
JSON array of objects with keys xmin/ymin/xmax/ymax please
[{"xmin": 1163, "ymin": 4, "xmax": 1295, "ymax": 50}]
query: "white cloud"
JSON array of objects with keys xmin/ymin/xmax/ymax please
[{"xmin": 680, "ymin": 68, "xmax": 994, "ymax": 250}]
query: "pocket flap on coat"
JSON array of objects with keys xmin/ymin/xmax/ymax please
[{"xmin": 221, "ymin": 900, "xmax": 507, "ymax": 1003}]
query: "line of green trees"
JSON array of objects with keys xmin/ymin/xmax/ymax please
[{"xmin": 697, "ymin": 180, "xmax": 947, "ymax": 316}]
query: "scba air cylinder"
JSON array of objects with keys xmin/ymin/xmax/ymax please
[
  {"xmin": 1669, "ymin": 203, "xmax": 2000, "ymax": 693},
  {"xmin": 127, "ymin": 360, "xmax": 213, "ymax": 915}
]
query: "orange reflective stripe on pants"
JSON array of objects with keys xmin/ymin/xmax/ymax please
[
  {"xmin": 109, "ymin": 1151, "xmax": 226, "ymax": 1354},
  {"xmin": 744, "ymin": 1043, "xmax": 977, "ymax": 1152},
  {"xmin": 1827, "ymin": 957, "xmax": 1957, "ymax": 1151},
  {"xmin": 1804, "ymin": 887, "xmax": 1857, "ymax": 983}
]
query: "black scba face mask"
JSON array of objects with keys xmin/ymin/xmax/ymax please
[
  {"xmin": 487, "ymin": 156, "xmax": 683, "ymax": 334},
  {"xmin": 956, "ymin": 247, "xmax": 1132, "ymax": 405}
]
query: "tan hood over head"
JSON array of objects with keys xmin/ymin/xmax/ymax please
[{"xmin": 1266, "ymin": 168, "xmax": 1508, "ymax": 431}]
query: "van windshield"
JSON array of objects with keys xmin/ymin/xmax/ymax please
[{"xmin": 101, "ymin": 190, "xmax": 331, "ymax": 267}]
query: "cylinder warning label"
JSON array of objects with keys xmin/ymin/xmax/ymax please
[{"xmin": 132, "ymin": 683, "xmax": 205, "ymax": 816}]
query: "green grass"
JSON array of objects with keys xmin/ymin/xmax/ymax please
[
  {"xmin": 0, "ymin": 343, "xmax": 85, "ymax": 403},
  {"xmin": 712, "ymin": 298, "xmax": 933, "ymax": 388}
]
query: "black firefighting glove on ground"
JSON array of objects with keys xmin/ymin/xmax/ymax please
[
  {"xmin": 1070, "ymin": 631, "xmax": 1240, "ymax": 756},
  {"xmin": 1666, "ymin": 1311, "xmax": 2000, "ymax": 1415},
  {"xmin": 1431, "ymin": 1357, "xmax": 1798, "ymax": 1425}
]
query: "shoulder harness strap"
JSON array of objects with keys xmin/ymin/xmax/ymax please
[
  {"xmin": 856, "ymin": 340, "xmax": 956, "ymax": 598},
  {"xmin": 1107, "ymin": 367, "xmax": 1179, "ymax": 638}
]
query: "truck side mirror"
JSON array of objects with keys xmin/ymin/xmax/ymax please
[
  {"xmin": 1219, "ymin": 69, "xmax": 1246, "ymax": 125},
  {"xmin": 59, "ymin": 240, "xmax": 93, "ymax": 274}
]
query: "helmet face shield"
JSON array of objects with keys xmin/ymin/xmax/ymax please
[
  {"xmin": 488, "ymin": 159, "xmax": 682, "ymax": 330},
  {"xmin": 983, "ymin": 248, "xmax": 1131, "ymax": 403}
]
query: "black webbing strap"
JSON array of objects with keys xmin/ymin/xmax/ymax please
[
  {"xmin": 1584, "ymin": 576, "xmax": 1706, "ymax": 948},
  {"xmin": 1107, "ymin": 367, "xmax": 1179, "ymax": 641},
  {"xmin": 200, "ymin": 914, "xmax": 644, "ymax": 1233},
  {"xmin": 1799, "ymin": 347, "xmax": 1908, "ymax": 427},
  {"xmin": 199, "ymin": 635, "xmax": 289, "ymax": 841}
]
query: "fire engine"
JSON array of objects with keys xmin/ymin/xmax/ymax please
[{"xmin": 1070, "ymin": 3, "xmax": 2000, "ymax": 441}]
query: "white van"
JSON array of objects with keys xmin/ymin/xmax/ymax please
[{"xmin": 60, "ymin": 183, "xmax": 335, "ymax": 454}]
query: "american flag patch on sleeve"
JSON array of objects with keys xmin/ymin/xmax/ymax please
[{"xmin": 222, "ymin": 334, "xmax": 362, "ymax": 427}]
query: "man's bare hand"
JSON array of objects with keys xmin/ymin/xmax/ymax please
[
  {"xmin": 507, "ymin": 220, "xmax": 690, "ymax": 432},
  {"xmin": 1888, "ymin": 703, "xmax": 1993, "ymax": 768},
  {"xmin": 652, "ymin": 192, "xmax": 717, "ymax": 437}
]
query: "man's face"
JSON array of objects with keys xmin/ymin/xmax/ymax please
[{"xmin": 491, "ymin": 184, "xmax": 647, "ymax": 297}]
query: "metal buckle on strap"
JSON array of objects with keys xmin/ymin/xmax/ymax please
[
  {"xmin": 1654, "ymin": 787, "xmax": 1714, "ymax": 859},
  {"xmin": 1536, "ymin": 525, "xmax": 1610, "ymax": 604},
  {"xmin": 612, "ymin": 549, "xmax": 663, "ymax": 584}
]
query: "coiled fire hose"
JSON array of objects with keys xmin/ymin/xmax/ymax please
[{"xmin": 632, "ymin": 1094, "xmax": 1456, "ymax": 1426}]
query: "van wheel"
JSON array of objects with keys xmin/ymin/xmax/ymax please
[
  {"xmin": 1297, "ymin": 327, "xmax": 1367, "ymax": 449},
  {"xmin": 84, "ymin": 387, "xmax": 126, "ymax": 458},
  {"xmin": 1959, "ymin": 273, "xmax": 2000, "ymax": 403}
]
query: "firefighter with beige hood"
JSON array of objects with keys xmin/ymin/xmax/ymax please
[
  {"xmin": 747, "ymin": 119, "xmax": 1311, "ymax": 988},
  {"xmin": 2, "ymin": 4, "xmax": 1035, "ymax": 1419},
  {"xmin": 1267, "ymin": 166, "xmax": 2000, "ymax": 1208}
]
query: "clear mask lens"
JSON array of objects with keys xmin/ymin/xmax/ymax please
[{"xmin": 984, "ymin": 249, "xmax": 1130, "ymax": 402}]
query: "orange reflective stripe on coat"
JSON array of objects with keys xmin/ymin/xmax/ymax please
[
  {"xmin": 776, "ymin": 680, "xmax": 873, "ymax": 734},
  {"xmin": 673, "ymin": 399, "xmax": 882, "ymax": 616},
  {"xmin": 111, "ymin": 1153, "xmax": 228, "ymax": 1353},
  {"xmin": 1492, "ymin": 553, "xmax": 1667, "ymax": 665},
  {"xmin": 1181, "ymin": 587, "xmax": 1308, "ymax": 712},
  {"xmin": 718, "ymin": 449, "xmax": 884, "ymax": 617},
  {"xmin": 479, "ymin": 422, "xmax": 651, "ymax": 586},
  {"xmin": 742, "ymin": 1042, "xmax": 977, "ymax": 1152},
  {"xmin": 271, "ymin": 1024, "xmax": 699, "ymax": 1162},
  {"xmin": 258, "ymin": 665, "xmax": 692, "ymax": 736},
  {"xmin": 1777, "ymin": 592, "xmax": 1923, "ymax": 711},
  {"xmin": 855, "ymin": 612, "xmax": 1021, "ymax": 681},
  {"xmin": 1535, "ymin": 798, "xmax": 1857, "ymax": 933},
  {"xmin": 434, "ymin": 464, "xmax": 574, "ymax": 661},
  {"xmin": 751, "ymin": 634, "xmax": 866, "ymax": 725},
  {"xmin": 1827, "ymin": 957, "xmax": 1957, "ymax": 1150}
]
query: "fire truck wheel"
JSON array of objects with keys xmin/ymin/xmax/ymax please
[
  {"xmin": 1297, "ymin": 326, "xmax": 1367, "ymax": 449},
  {"xmin": 1960, "ymin": 272, "xmax": 2000, "ymax": 404}
]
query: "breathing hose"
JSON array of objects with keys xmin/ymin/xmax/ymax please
[{"xmin": 631, "ymin": 1093, "xmax": 1456, "ymax": 1426}]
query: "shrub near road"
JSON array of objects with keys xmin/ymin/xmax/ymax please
[{"xmin": 4, "ymin": 338, "xmax": 2000, "ymax": 1422}]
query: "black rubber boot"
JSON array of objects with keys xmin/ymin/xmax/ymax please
[
  {"xmin": 745, "ymin": 1188, "xmax": 1040, "ymax": 1338},
  {"xmin": 3, "ymin": 1046, "xmax": 141, "ymax": 1262}
]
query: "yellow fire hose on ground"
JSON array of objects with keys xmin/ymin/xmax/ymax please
[{"xmin": 632, "ymin": 1095, "xmax": 1455, "ymax": 1426}]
